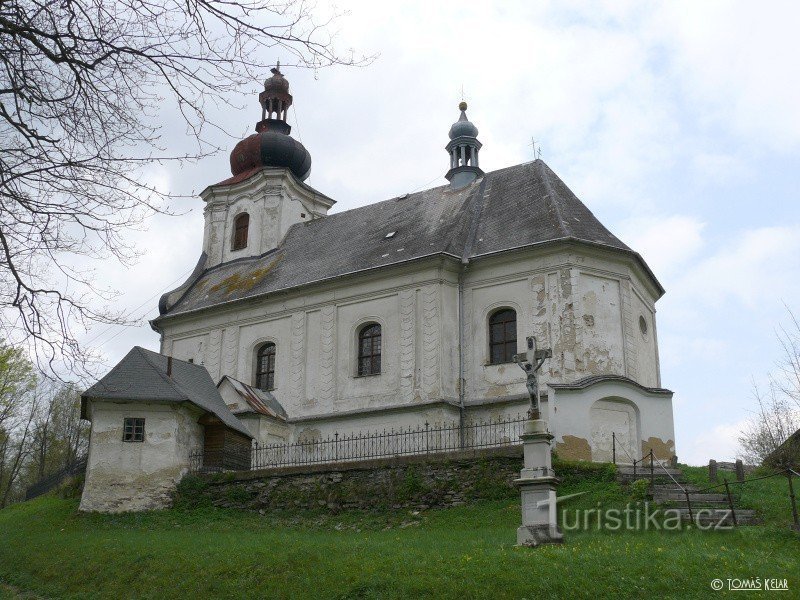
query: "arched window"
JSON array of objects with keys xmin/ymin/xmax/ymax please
[
  {"xmin": 255, "ymin": 342, "xmax": 276, "ymax": 391},
  {"xmin": 357, "ymin": 323, "xmax": 382, "ymax": 376},
  {"xmin": 232, "ymin": 213, "xmax": 249, "ymax": 251},
  {"xmin": 489, "ymin": 308, "xmax": 517, "ymax": 364}
]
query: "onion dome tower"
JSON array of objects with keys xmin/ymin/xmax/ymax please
[
  {"xmin": 229, "ymin": 63, "xmax": 312, "ymax": 181},
  {"xmin": 445, "ymin": 101, "xmax": 483, "ymax": 188}
]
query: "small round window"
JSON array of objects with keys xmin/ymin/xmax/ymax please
[{"xmin": 639, "ymin": 315, "xmax": 649, "ymax": 338}]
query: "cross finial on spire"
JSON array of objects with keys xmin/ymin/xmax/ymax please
[{"xmin": 530, "ymin": 137, "xmax": 542, "ymax": 160}]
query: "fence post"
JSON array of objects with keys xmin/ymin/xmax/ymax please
[
  {"xmin": 788, "ymin": 470, "xmax": 799, "ymax": 530},
  {"xmin": 649, "ymin": 449, "xmax": 654, "ymax": 490},
  {"xmin": 633, "ymin": 459, "xmax": 637, "ymax": 479},
  {"xmin": 612, "ymin": 432, "xmax": 616, "ymax": 465},
  {"xmin": 723, "ymin": 479, "xmax": 737, "ymax": 526},
  {"xmin": 735, "ymin": 459, "xmax": 745, "ymax": 483},
  {"xmin": 685, "ymin": 488, "xmax": 694, "ymax": 526},
  {"xmin": 425, "ymin": 421, "xmax": 430, "ymax": 455},
  {"xmin": 334, "ymin": 432, "xmax": 339, "ymax": 462}
]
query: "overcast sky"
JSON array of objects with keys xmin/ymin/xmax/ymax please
[{"xmin": 80, "ymin": 0, "xmax": 800, "ymax": 465}]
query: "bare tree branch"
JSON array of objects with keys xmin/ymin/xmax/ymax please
[{"xmin": 0, "ymin": 0, "xmax": 374, "ymax": 379}]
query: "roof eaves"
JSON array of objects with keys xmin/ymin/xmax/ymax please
[
  {"xmin": 159, "ymin": 250, "xmax": 463, "ymax": 321},
  {"xmin": 469, "ymin": 237, "xmax": 665, "ymax": 298}
]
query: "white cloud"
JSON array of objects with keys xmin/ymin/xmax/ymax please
[
  {"xmin": 676, "ymin": 226, "xmax": 800, "ymax": 309},
  {"xmin": 681, "ymin": 419, "xmax": 748, "ymax": 465},
  {"xmin": 616, "ymin": 215, "xmax": 706, "ymax": 277}
]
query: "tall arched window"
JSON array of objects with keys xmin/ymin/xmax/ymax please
[
  {"xmin": 232, "ymin": 213, "xmax": 249, "ymax": 251},
  {"xmin": 255, "ymin": 342, "xmax": 276, "ymax": 391},
  {"xmin": 357, "ymin": 323, "xmax": 382, "ymax": 376},
  {"xmin": 489, "ymin": 308, "xmax": 517, "ymax": 364}
]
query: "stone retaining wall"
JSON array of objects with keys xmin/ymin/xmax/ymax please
[{"xmin": 187, "ymin": 447, "xmax": 525, "ymax": 512}]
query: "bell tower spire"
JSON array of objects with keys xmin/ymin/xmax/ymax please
[{"xmin": 445, "ymin": 101, "xmax": 483, "ymax": 188}]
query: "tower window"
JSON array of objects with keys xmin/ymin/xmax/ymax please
[
  {"xmin": 232, "ymin": 213, "xmax": 249, "ymax": 251},
  {"xmin": 488, "ymin": 308, "xmax": 517, "ymax": 364},
  {"xmin": 255, "ymin": 342, "xmax": 276, "ymax": 391},
  {"xmin": 357, "ymin": 323, "xmax": 382, "ymax": 376}
]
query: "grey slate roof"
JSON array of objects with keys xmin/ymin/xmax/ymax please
[
  {"xmin": 156, "ymin": 160, "xmax": 661, "ymax": 320},
  {"xmin": 82, "ymin": 346, "xmax": 253, "ymax": 438}
]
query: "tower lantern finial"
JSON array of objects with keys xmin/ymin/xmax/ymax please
[
  {"xmin": 257, "ymin": 62, "xmax": 293, "ymax": 134},
  {"xmin": 445, "ymin": 101, "xmax": 483, "ymax": 188}
]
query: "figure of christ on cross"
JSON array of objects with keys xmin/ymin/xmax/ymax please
[{"xmin": 513, "ymin": 336, "xmax": 553, "ymax": 420}]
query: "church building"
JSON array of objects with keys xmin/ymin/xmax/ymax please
[{"xmin": 80, "ymin": 66, "xmax": 675, "ymax": 512}]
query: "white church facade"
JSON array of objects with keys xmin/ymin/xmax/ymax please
[{"xmin": 80, "ymin": 67, "xmax": 675, "ymax": 511}]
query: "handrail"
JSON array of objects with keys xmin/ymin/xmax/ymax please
[
  {"xmin": 613, "ymin": 438, "xmax": 799, "ymax": 528},
  {"xmin": 613, "ymin": 438, "xmax": 695, "ymax": 520}
]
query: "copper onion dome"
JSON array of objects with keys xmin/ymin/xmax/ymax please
[{"xmin": 228, "ymin": 62, "xmax": 311, "ymax": 181}]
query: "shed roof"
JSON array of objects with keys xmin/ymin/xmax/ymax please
[
  {"xmin": 82, "ymin": 346, "xmax": 253, "ymax": 438},
  {"xmin": 218, "ymin": 375, "xmax": 288, "ymax": 421}
]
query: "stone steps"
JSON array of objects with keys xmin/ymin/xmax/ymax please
[
  {"xmin": 616, "ymin": 464, "xmax": 759, "ymax": 526},
  {"xmin": 670, "ymin": 507, "xmax": 759, "ymax": 526},
  {"xmin": 617, "ymin": 472, "xmax": 687, "ymax": 484}
]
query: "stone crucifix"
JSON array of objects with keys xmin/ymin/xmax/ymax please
[{"xmin": 513, "ymin": 336, "xmax": 552, "ymax": 420}]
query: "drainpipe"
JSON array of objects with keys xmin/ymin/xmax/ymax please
[{"xmin": 458, "ymin": 260, "xmax": 468, "ymax": 448}]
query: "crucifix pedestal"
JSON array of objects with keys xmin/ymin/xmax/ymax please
[
  {"xmin": 515, "ymin": 418, "xmax": 563, "ymax": 546},
  {"xmin": 513, "ymin": 336, "xmax": 563, "ymax": 547}
]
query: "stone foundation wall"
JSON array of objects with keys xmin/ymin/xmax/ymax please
[{"xmin": 188, "ymin": 447, "xmax": 525, "ymax": 512}]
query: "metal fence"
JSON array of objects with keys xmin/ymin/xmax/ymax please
[
  {"xmin": 190, "ymin": 414, "xmax": 527, "ymax": 473},
  {"xmin": 24, "ymin": 456, "xmax": 87, "ymax": 501}
]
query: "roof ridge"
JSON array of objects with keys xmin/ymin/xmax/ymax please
[
  {"xmin": 536, "ymin": 160, "xmax": 571, "ymax": 239},
  {"xmin": 460, "ymin": 177, "xmax": 490, "ymax": 261},
  {"xmin": 134, "ymin": 346, "xmax": 190, "ymax": 401}
]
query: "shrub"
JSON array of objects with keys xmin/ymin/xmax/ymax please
[
  {"xmin": 628, "ymin": 478, "xmax": 651, "ymax": 502},
  {"xmin": 172, "ymin": 475, "xmax": 211, "ymax": 510}
]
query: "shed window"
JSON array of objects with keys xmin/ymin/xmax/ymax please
[
  {"xmin": 489, "ymin": 308, "xmax": 517, "ymax": 364},
  {"xmin": 123, "ymin": 418, "xmax": 145, "ymax": 442},
  {"xmin": 255, "ymin": 342, "xmax": 276, "ymax": 391},
  {"xmin": 232, "ymin": 213, "xmax": 249, "ymax": 251},
  {"xmin": 357, "ymin": 323, "xmax": 382, "ymax": 376}
]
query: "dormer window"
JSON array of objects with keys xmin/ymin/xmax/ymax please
[{"xmin": 232, "ymin": 213, "xmax": 249, "ymax": 251}]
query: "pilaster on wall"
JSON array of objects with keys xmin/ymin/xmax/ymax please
[
  {"xmin": 547, "ymin": 268, "xmax": 577, "ymax": 380},
  {"xmin": 318, "ymin": 305, "xmax": 337, "ymax": 409},
  {"xmin": 290, "ymin": 312, "xmax": 307, "ymax": 408},
  {"xmin": 620, "ymin": 279, "xmax": 639, "ymax": 382},
  {"xmin": 222, "ymin": 326, "xmax": 240, "ymax": 380},
  {"xmin": 421, "ymin": 285, "xmax": 441, "ymax": 401},
  {"xmin": 206, "ymin": 329, "xmax": 223, "ymax": 382},
  {"xmin": 399, "ymin": 289, "xmax": 416, "ymax": 403}
]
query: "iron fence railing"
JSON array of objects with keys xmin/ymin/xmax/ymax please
[
  {"xmin": 189, "ymin": 414, "xmax": 526, "ymax": 473},
  {"xmin": 24, "ymin": 456, "xmax": 87, "ymax": 500}
]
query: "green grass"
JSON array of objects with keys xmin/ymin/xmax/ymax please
[
  {"xmin": 682, "ymin": 465, "xmax": 800, "ymax": 527},
  {"xmin": 0, "ymin": 467, "xmax": 797, "ymax": 599}
]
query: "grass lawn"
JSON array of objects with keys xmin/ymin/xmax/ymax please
[{"xmin": 0, "ymin": 468, "xmax": 797, "ymax": 599}]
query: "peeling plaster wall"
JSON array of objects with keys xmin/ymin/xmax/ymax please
[
  {"xmin": 159, "ymin": 244, "xmax": 670, "ymax": 461},
  {"xmin": 548, "ymin": 380, "xmax": 675, "ymax": 463},
  {"xmin": 461, "ymin": 248, "xmax": 661, "ymax": 407},
  {"xmin": 80, "ymin": 401, "xmax": 203, "ymax": 512},
  {"xmin": 162, "ymin": 262, "xmax": 455, "ymax": 425}
]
